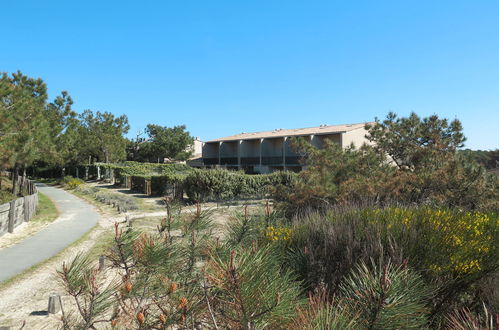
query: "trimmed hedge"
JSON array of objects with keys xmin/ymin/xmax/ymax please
[{"xmin": 183, "ymin": 169, "xmax": 297, "ymax": 202}]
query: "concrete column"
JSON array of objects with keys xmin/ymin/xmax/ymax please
[
  {"xmin": 283, "ymin": 137, "xmax": 287, "ymax": 166},
  {"xmin": 218, "ymin": 142, "xmax": 222, "ymax": 166},
  {"xmin": 238, "ymin": 140, "xmax": 242, "ymax": 169},
  {"xmin": 259, "ymin": 139, "xmax": 263, "ymax": 166}
]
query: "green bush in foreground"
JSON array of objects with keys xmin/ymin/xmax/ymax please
[
  {"xmin": 56, "ymin": 202, "xmax": 498, "ymax": 329},
  {"xmin": 284, "ymin": 206, "xmax": 499, "ymax": 325}
]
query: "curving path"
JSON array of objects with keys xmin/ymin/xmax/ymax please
[{"xmin": 0, "ymin": 183, "xmax": 99, "ymax": 283}]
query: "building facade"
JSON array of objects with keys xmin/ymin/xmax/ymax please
[{"xmin": 202, "ymin": 122, "xmax": 372, "ymax": 173}]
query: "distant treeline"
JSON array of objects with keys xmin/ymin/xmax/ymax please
[{"xmin": 460, "ymin": 149, "xmax": 499, "ymax": 169}]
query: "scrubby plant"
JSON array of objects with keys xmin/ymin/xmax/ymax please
[
  {"xmin": 206, "ymin": 246, "xmax": 305, "ymax": 329},
  {"xmin": 94, "ymin": 190, "xmax": 139, "ymax": 212},
  {"xmin": 75, "ymin": 184, "xmax": 99, "ymax": 195},
  {"xmin": 55, "ymin": 199, "xmax": 497, "ymax": 329},
  {"xmin": 282, "ymin": 206, "xmax": 499, "ymax": 324},
  {"xmin": 339, "ymin": 260, "xmax": 430, "ymax": 329},
  {"xmin": 294, "ymin": 290, "xmax": 358, "ymax": 329},
  {"xmin": 60, "ymin": 175, "xmax": 85, "ymax": 189}
]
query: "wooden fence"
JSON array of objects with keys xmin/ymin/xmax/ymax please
[{"xmin": 0, "ymin": 179, "xmax": 38, "ymax": 237}]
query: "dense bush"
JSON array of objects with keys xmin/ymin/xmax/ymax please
[
  {"xmin": 61, "ymin": 176, "xmax": 85, "ymax": 189},
  {"xmin": 283, "ymin": 206, "xmax": 499, "ymax": 324},
  {"xmin": 184, "ymin": 169, "xmax": 297, "ymax": 202}
]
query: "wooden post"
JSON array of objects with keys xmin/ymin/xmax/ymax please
[
  {"xmin": 85, "ymin": 166, "xmax": 89, "ymax": 180},
  {"xmin": 24, "ymin": 196, "xmax": 29, "ymax": 222},
  {"xmin": 98, "ymin": 255, "xmax": 106, "ymax": 271},
  {"xmin": 48, "ymin": 293, "xmax": 62, "ymax": 314},
  {"xmin": 7, "ymin": 199, "xmax": 16, "ymax": 233}
]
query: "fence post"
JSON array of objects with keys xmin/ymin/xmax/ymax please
[
  {"xmin": 24, "ymin": 196, "xmax": 29, "ymax": 222},
  {"xmin": 48, "ymin": 293, "xmax": 62, "ymax": 314},
  {"xmin": 7, "ymin": 199, "xmax": 16, "ymax": 233}
]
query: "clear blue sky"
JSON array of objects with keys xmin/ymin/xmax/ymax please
[{"xmin": 1, "ymin": 1, "xmax": 498, "ymax": 149}]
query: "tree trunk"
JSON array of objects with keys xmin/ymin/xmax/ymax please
[
  {"xmin": 21, "ymin": 166, "xmax": 27, "ymax": 194},
  {"xmin": 12, "ymin": 164, "xmax": 19, "ymax": 195}
]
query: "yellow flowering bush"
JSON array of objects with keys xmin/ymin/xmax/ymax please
[
  {"xmin": 364, "ymin": 207, "xmax": 498, "ymax": 275},
  {"xmin": 264, "ymin": 226, "xmax": 293, "ymax": 241}
]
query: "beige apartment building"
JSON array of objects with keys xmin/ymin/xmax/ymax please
[{"xmin": 202, "ymin": 122, "xmax": 372, "ymax": 173}]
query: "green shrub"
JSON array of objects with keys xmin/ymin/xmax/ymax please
[
  {"xmin": 283, "ymin": 206, "xmax": 499, "ymax": 322},
  {"xmin": 66, "ymin": 178, "xmax": 84, "ymax": 189},
  {"xmin": 183, "ymin": 169, "xmax": 297, "ymax": 202},
  {"xmin": 207, "ymin": 245, "xmax": 305, "ymax": 328},
  {"xmin": 340, "ymin": 260, "xmax": 430, "ymax": 329},
  {"xmin": 60, "ymin": 176, "xmax": 85, "ymax": 189}
]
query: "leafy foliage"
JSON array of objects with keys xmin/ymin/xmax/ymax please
[{"xmin": 136, "ymin": 124, "xmax": 195, "ymax": 162}]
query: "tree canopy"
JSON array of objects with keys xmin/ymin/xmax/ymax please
[{"xmin": 132, "ymin": 124, "xmax": 194, "ymax": 162}]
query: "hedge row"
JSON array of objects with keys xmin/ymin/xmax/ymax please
[
  {"xmin": 183, "ymin": 169, "xmax": 297, "ymax": 201},
  {"xmin": 35, "ymin": 161, "xmax": 298, "ymax": 202}
]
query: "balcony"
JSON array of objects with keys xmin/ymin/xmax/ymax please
[
  {"xmin": 262, "ymin": 156, "xmax": 283, "ymax": 165},
  {"xmin": 203, "ymin": 158, "xmax": 219, "ymax": 165},
  {"xmin": 220, "ymin": 157, "xmax": 238, "ymax": 165},
  {"xmin": 240, "ymin": 157, "xmax": 260, "ymax": 165}
]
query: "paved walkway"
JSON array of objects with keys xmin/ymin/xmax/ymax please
[{"xmin": 0, "ymin": 184, "xmax": 99, "ymax": 283}]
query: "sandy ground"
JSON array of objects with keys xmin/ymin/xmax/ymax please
[{"xmin": 0, "ymin": 183, "xmax": 263, "ymax": 329}]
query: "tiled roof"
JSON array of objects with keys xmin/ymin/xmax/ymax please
[{"xmin": 206, "ymin": 122, "xmax": 371, "ymax": 143}]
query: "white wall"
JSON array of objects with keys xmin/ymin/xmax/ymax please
[{"xmin": 341, "ymin": 127, "xmax": 371, "ymax": 149}]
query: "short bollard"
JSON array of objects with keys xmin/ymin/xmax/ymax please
[
  {"xmin": 99, "ymin": 255, "xmax": 106, "ymax": 271},
  {"xmin": 48, "ymin": 293, "xmax": 61, "ymax": 314}
]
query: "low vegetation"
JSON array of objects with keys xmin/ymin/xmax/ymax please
[
  {"xmin": 75, "ymin": 184, "xmax": 138, "ymax": 212},
  {"xmin": 56, "ymin": 202, "xmax": 497, "ymax": 329}
]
